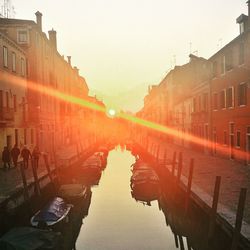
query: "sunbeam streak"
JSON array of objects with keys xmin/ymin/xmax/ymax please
[{"xmin": 7, "ymin": 73, "xmax": 250, "ymax": 162}]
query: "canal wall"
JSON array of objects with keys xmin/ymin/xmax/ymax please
[
  {"xmin": 0, "ymin": 142, "xmax": 100, "ymax": 236},
  {"xmin": 132, "ymin": 141, "xmax": 250, "ymax": 250}
]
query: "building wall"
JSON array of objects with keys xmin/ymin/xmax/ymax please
[
  {"xmin": 0, "ymin": 31, "xmax": 36, "ymax": 154},
  {"xmin": 210, "ymin": 31, "xmax": 250, "ymax": 163},
  {"xmin": 0, "ymin": 14, "xmax": 90, "ymax": 155}
]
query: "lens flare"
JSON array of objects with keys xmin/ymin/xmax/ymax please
[{"xmin": 5, "ymin": 73, "xmax": 250, "ymax": 162}]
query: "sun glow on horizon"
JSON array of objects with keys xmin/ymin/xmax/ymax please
[{"xmin": 7, "ymin": 74, "xmax": 250, "ymax": 162}]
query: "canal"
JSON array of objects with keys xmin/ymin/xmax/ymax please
[{"xmin": 76, "ymin": 147, "xmax": 188, "ymax": 250}]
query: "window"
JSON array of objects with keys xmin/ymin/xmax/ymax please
[
  {"xmin": 247, "ymin": 126, "xmax": 250, "ymax": 134},
  {"xmin": 213, "ymin": 93, "xmax": 218, "ymax": 110},
  {"xmin": 240, "ymin": 22, "xmax": 245, "ymax": 34},
  {"xmin": 203, "ymin": 93, "xmax": 208, "ymax": 111},
  {"xmin": 193, "ymin": 97, "xmax": 197, "ymax": 112},
  {"xmin": 15, "ymin": 129, "xmax": 18, "ymax": 146},
  {"xmin": 223, "ymin": 131, "xmax": 227, "ymax": 145},
  {"xmin": 239, "ymin": 43, "xmax": 244, "ymax": 65},
  {"xmin": 226, "ymin": 87, "xmax": 234, "ymax": 108},
  {"xmin": 230, "ymin": 123, "xmax": 234, "ymax": 134},
  {"xmin": 3, "ymin": 46, "xmax": 8, "ymax": 67},
  {"xmin": 212, "ymin": 61, "xmax": 217, "ymax": 78},
  {"xmin": 12, "ymin": 52, "xmax": 16, "ymax": 72},
  {"xmin": 220, "ymin": 90, "xmax": 226, "ymax": 109},
  {"xmin": 13, "ymin": 95, "xmax": 17, "ymax": 112},
  {"xmin": 6, "ymin": 92, "xmax": 9, "ymax": 108},
  {"xmin": 198, "ymin": 96, "xmax": 201, "ymax": 112},
  {"xmin": 17, "ymin": 30, "xmax": 29, "ymax": 44},
  {"xmin": 221, "ymin": 56, "xmax": 225, "ymax": 75},
  {"xmin": 238, "ymin": 82, "xmax": 247, "ymax": 106},
  {"xmin": 24, "ymin": 129, "xmax": 27, "ymax": 145},
  {"xmin": 0, "ymin": 90, "xmax": 3, "ymax": 108},
  {"xmin": 21, "ymin": 58, "xmax": 25, "ymax": 76},
  {"xmin": 225, "ymin": 50, "xmax": 233, "ymax": 71},
  {"xmin": 236, "ymin": 131, "xmax": 241, "ymax": 147},
  {"xmin": 31, "ymin": 129, "xmax": 34, "ymax": 144}
]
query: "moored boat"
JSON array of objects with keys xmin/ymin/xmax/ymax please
[
  {"xmin": 58, "ymin": 184, "xmax": 88, "ymax": 204},
  {"xmin": 31, "ymin": 197, "xmax": 72, "ymax": 228},
  {"xmin": 130, "ymin": 159, "xmax": 160, "ymax": 203},
  {"xmin": 0, "ymin": 227, "xmax": 61, "ymax": 250}
]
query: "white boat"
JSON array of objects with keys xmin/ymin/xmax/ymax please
[{"xmin": 31, "ymin": 197, "xmax": 72, "ymax": 227}]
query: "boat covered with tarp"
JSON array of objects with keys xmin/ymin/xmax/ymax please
[
  {"xmin": 0, "ymin": 227, "xmax": 61, "ymax": 250},
  {"xmin": 58, "ymin": 184, "xmax": 88, "ymax": 203},
  {"xmin": 130, "ymin": 159, "xmax": 160, "ymax": 201},
  {"xmin": 31, "ymin": 197, "xmax": 72, "ymax": 227}
]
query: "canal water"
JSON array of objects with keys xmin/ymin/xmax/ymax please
[{"xmin": 76, "ymin": 147, "xmax": 189, "ymax": 250}]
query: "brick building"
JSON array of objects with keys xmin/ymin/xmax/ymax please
[
  {"xmin": 137, "ymin": 3, "xmax": 250, "ymax": 165},
  {"xmin": 0, "ymin": 12, "xmax": 90, "ymax": 156},
  {"xmin": 209, "ymin": 5, "xmax": 250, "ymax": 163},
  {"xmin": 0, "ymin": 31, "xmax": 31, "ymax": 150}
]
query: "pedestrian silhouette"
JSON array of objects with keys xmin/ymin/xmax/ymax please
[
  {"xmin": 2, "ymin": 146, "xmax": 11, "ymax": 171},
  {"xmin": 11, "ymin": 144, "xmax": 20, "ymax": 168},
  {"xmin": 21, "ymin": 146, "xmax": 32, "ymax": 169},
  {"xmin": 32, "ymin": 146, "xmax": 40, "ymax": 169}
]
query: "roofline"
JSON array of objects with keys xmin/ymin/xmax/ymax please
[
  {"xmin": 209, "ymin": 29, "xmax": 250, "ymax": 60},
  {"xmin": 0, "ymin": 17, "xmax": 36, "ymax": 26},
  {"xmin": 0, "ymin": 31, "xmax": 26, "ymax": 55}
]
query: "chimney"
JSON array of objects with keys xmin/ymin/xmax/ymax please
[
  {"xmin": 67, "ymin": 56, "xmax": 71, "ymax": 66},
  {"xmin": 35, "ymin": 11, "xmax": 42, "ymax": 31},
  {"xmin": 48, "ymin": 29, "xmax": 57, "ymax": 50},
  {"xmin": 148, "ymin": 85, "xmax": 152, "ymax": 93},
  {"xmin": 74, "ymin": 66, "xmax": 79, "ymax": 75}
]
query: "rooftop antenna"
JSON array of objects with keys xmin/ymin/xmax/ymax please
[
  {"xmin": 217, "ymin": 38, "xmax": 222, "ymax": 49},
  {"xmin": 193, "ymin": 50, "xmax": 198, "ymax": 56},
  {"xmin": 173, "ymin": 55, "xmax": 176, "ymax": 67},
  {"xmin": 189, "ymin": 42, "xmax": 192, "ymax": 54},
  {"xmin": 1, "ymin": 0, "xmax": 14, "ymax": 18}
]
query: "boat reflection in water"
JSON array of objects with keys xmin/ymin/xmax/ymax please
[
  {"xmin": 130, "ymin": 158, "xmax": 234, "ymax": 250},
  {"xmin": 130, "ymin": 158, "xmax": 160, "ymax": 206}
]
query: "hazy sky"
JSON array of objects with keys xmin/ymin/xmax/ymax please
[{"xmin": 3, "ymin": 0, "xmax": 248, "ymax": 111}]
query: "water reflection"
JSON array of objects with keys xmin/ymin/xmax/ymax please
[
  {"xmin": 76, "ymin": 148, "xmax": 177, "ymax": 250},
  {"xmin": 65, "ymin": 147, "xmax": 235, "ymax": 250},
  {"xmin": 130, "ymin": 158, "xmax": 160, "ymax": 206}
]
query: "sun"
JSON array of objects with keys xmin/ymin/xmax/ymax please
[{"xmin": 108, "ymin": 108, "xmax": 116, "ymax": 117}]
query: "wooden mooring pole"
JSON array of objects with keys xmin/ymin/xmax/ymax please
[
  {"xmin": 19, "ymin": 162, "xmax": 29, "ymax": 201},
  {"xmin": 178, "ymin": 235, "xmax": 185, "ymax": 250},
  {"xmin": 156, "ymin": 144, "xmax": 160, "ymax": 162},
  {"xmin": 177, "ymin": 152, "xmax": 183, "ymax": 183},
  {"xmin": 186, "ymin": 237, "xmax": 192, "ymax": 250},
  {"xmin": 31, "ymin": 158, "xmax": 41, "ymax": 196},
  {"xmin": 43, "ymin": 153, "xmax": 58, "ymax": 191},
  {"xmin": 163, "ymin": 149, "xmax": 167, "ymax": 165},
  {"xmin": 172, "ymin": 151, "xmax": 176, "ymax": 176},
  {"xmin": 208, "ymin": 176, "xmax": 221, "ymax": 241},
  {"xmin": 185, "ymin": 158, "xmax": 194, "ymax": 214},
  {"xmin": 174, "ymin": 233, "xmax": 179, "ymax": 248},
  {"xmin": 230, "ymin": 188, "xmax": 247, "ymax": 250}
]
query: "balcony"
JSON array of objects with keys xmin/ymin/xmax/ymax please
[{"xmin": 0, "ymin": 107, "xmax": 14, "ymax": 126}]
